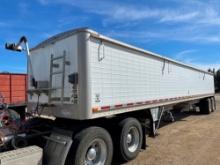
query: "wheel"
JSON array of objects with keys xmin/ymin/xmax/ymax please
[
  {"xmin": 199, "ymin": 98, "xmax": 212, "ymax": 114},
  {"xmin": 65, "ymin": 127, "xmax": 113, "ymax": 165},
  {"xmin": 116, "ymin": 118, "xmax": 143, "ymax": 161},
  {"xmin": 211, "ymin": 97, "xmax": 216, "ymax": 112}
]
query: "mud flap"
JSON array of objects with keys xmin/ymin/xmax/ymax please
[{"xmin": 44, "ymin": 128, "xmax": 73, "ymax": 165}]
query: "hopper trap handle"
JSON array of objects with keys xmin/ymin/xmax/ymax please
[
  {"xmin": 5, "ymin": 43, "xmax": 22, "ymax": 52},
  {"xmin": 5, "ymin": 36, "xmax": 28, "ymax": 52},
  {"xmin": 5, "ymin": 36, "xmax": 36, "ymax": 87}
]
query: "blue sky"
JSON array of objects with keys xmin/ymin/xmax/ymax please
[{"xmin": 0, "ymin": 0, "xmax": 220, "ymax": 73}]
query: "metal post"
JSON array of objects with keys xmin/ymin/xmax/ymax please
[
  {"xmin": 61, "ymin": 51, "xmax": 66, "ymax": 104},
  {"xmin": 156, "ymin": 106, "xmax": 165, "ymax": 130},
  {"xmin": 49, "ymin": 54, "xmax": 54, "ymax": 104}
]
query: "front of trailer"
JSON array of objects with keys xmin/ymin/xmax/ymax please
[
  {"xmin": 26, "ymin": 29, "xmax": 91, "ymax": 120},
  {"xmin": 1, "ymin": 28, "xmax": 116, "ymax": 165}
]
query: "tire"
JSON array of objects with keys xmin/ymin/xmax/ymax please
[
  {"xmin": 116, "ymin": 118, "xmax": 143, "ymax": 161},
  {"xmin": 211, "ymin": 97, "xmax": 216, "ymax": 112},
  {"xmin": 199, "ymin": 98, "xmax": 212, "ymax": 114},
  {"xmin": 65, "ymin": 127, "xmax": 113, "ymax": 165}
]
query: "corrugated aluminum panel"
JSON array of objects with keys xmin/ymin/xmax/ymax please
[{"xmin": 89, "ymin": 36, "xmax": 214, "ymax": 117}]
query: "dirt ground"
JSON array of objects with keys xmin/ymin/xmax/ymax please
[{"xmin": 124, "ymin": 94, "xmax": 220, "ymax": 165}]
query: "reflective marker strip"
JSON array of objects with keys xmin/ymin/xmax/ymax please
[
  {"xmin": 115, "ymin": 104, "xmax": 123, "ymax": 108},
  {"xmin": 101, "ymin": 106, "xmax": 111, "ymax": 111},
  {"xmin": 93, "ymin": 93, "xmax": 214, "ymax": 113}
]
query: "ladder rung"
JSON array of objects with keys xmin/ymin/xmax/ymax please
[
  {"xmin": 53, "ymin": 87, "xmax": 62, "ymax": 89},
  {"xmin": 52, "ymin": 56, "xmax": 64, "ymax": 61},
  {"xmin": 52, "ymin": 63, "xmax": 59, "ymax": 68},
  {"xmin": 52, "ymin": 71, "xmax": 63, "ymax": 75}
]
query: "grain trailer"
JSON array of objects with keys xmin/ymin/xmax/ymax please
[{"xmin": 2, "ymin": 28, "xmax": 215, "ymax": 165}]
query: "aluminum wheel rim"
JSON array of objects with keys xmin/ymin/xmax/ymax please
[
  {"xmin": 126, "ymin": 126, "xmax": 140, "ymax": 153},
  {"xmin": 84, "ymin": 139, "xmax": 107, "ymax": 165}
]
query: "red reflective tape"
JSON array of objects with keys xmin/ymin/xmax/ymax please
[
  {"xmin": 115, "ymin": 104, "xmax": 123, "ymax": 108},
  {"xmin": 94, "ymin": 93, "xmax": 214, "ymax": 113},
  {"xmin": 101, "ymin": 106, "xmax": 110, "ymax": 110}
]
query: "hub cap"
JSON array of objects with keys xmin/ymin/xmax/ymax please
[
  {"xmin": 87, "ymin": 148, "xmax": 97, "ymax": 161},
  {"xmin": 85, "ymin": 139, "xmax": 107, "ymax": 165},
  {"xmin": 126, "ymin": 127, "xmax": 140, "ymax": 153}
]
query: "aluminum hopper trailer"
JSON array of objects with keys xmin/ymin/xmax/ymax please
[{"xmin": 1, "ymin": 28, "xmax": 215, "ymax": 165}]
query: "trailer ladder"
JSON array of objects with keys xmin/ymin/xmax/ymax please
[{"xmin": 49, "ymin": 51, "xmax": 68, "ymax": 104}]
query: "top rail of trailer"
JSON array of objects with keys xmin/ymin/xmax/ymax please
[{"xmin": 31, "ymin": 27, "xmax": 213, "ymax": 76}]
